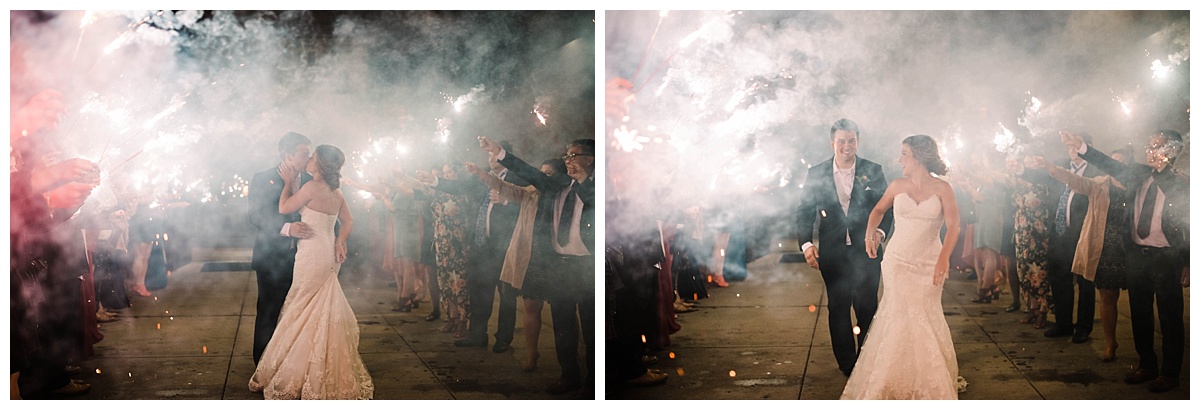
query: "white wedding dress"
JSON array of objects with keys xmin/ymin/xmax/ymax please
[
  {"xmin": 249, "ymin": 207, "xmax": 374, "ymax": 400},
  {"xmin": 841, "ymin": 193, "xmax": 963, "ymax": 400}
]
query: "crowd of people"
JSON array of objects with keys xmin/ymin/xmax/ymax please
[
  {"xmin": 604, "ymin": 108, "xmax": 1189, "ymax": 396},
  {"xmin": 10, "ymin": 87, "xmax": 200, "ymax": 399},
  {"xmin": 260, "ymin": 133, "xmax": 599, "ymax": 399}
]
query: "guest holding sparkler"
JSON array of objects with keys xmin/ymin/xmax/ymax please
[
  {"xmin": 479, "ymin": 136, "xmax": 595, "ymax": 397},
  {"xmin": 10, "ymin": 106, "xmax": 101, "ymax": 398},
  {"xmin": 1017, "ymin": 133, "xmax": 1101, "ymax": 343},
  {"xmin": 1005, "ymin": 158, "xmax": 1054, "ymax": 329},
  {"xmin": 417, "ymin": 143, "xmax": 528, "ymax": 352},
  {"xmin": 1063, "ymin": 130, "xmax": 1188, "ymax": 392},
  {"xmin": 963, "ymin": 151, "xmax": 1008, "ymax": 303},
  {"xmin": 427, "ymin": 164, "xmax": 473, "ymax": 338},
  {"xmin": 1024, "ymin": 143, "xmax": 1131, "ymax": 363}
]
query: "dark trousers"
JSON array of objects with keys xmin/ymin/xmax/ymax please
[
  {"xmin": 608, "ymin": 266, "xmax": 656, "ymax": 383},
  {"xmin": 819, "ymin": 245, "xmax": 880, "ymax": 373},
  {"xmin": 1126, "ymin": 247, "xmax": 1185, "ymax": 378},
  {"xmin": 253, "ymin": 266, "xmax": 293, "ymax": 364},
  {"xmin": 466, "ymin": 244, "xmax": 517, "ymax": 344},
  {"xmin": 1047, "ymin": 244, "xmax": 1095, "ymax": 335},
  {"xmin": 549, "ymin": 254, "xmax": 595, "ymax": 384}
]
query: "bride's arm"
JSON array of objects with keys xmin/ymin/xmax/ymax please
[
  {"xmin": 279, "ymin": 178, "xmax": 312, "ymax": 214},
  {"xmin": 334, "ymin": 192, "xmax": 353, "ymax": 263},
  {"xmin": 935, "ymin": 181, "xmax": 961, "ymax": 286},
  {"xmin": 865, "ymin": 182, "xmax": 900, "ymax": 259}
]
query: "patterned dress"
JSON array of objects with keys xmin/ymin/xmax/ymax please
[
  {"xmin": 430, "ymin": 191, "xmax": 470, "ymax": 322},
  {"xmin": 1012, "ymin": 180, "xmax": 1053, "ymax": 312}
]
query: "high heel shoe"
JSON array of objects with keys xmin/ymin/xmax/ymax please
[
  {"xmin": 970, "ymin": 287, "xmax": 994, "ymax": 304},
  {"xmin": 1101, "ymin": 342, "xmax": 1118, "ymax": 362},
  {"xmin": 1032, "ymin": 311, "xmax": 1048, "ymax": 329},
  {"xmin": 523, "ymin": 352, "xmax": 540, "ymax": 372},
  {"xmin": 392, "ymin": 297, "xmax": 413, "ymax": 312},
  {"xmin": 453, "ymin": 322, "xmax": 468, "ymax": 339},
  {"xmin": 441, "ymin": 320, "xmax": 456, "ymax": 333},
  {"xmin": 1019, "ymin": 308, "xmax": 1039, "ymax": 324}
]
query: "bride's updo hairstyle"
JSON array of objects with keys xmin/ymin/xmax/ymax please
[
  {"xmin": 902, "ymin": 135, "xmax": 949, "ymax": 176},
  {"xmin": 315, "ymin": 144, "xmax": 346, "ymax": 189}
]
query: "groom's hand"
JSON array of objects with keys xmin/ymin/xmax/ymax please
[
  {"xmin": 804, "ymin": 246, "xmax": 820, "ymax": 270},
  {"xmin": 288, "ymin": 221, "xmax": 314, "ymax": 239}
]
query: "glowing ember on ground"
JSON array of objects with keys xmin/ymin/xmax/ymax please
[
  {"xmin": 729, "ymin": 370, "xmax": 736, "ymax": 377},
  {"xmin": 641, "ymin": 334, "xmax": 647, "ymax": 343},
  {"xmin": 809, "ymin": 305, "xmax": 817, "ymax": 312},
  {"xmin": 156, "ymin": 323, "xmax": 160, "ymax": 330},
  {"xmin": 677, "ymin": 368, "xmax": 685, "ymax": 376},
  {"xmin": 853, "ymin": 326, "xmax": 861, "ymax": 335},
  {"xmin": 96, "ymin": 368, "xmax": 102, "ymax": 374},
  {"xmin": 669, "ymin": 352, "xmax": 676, "ymax": 359},
  {"xmin": 202, "ymin": 346, "xmax": 208, "ymax": 354}
]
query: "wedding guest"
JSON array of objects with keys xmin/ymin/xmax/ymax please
[
  {"xmin": 1028, "ymin": 146, "xmax": 1130, "ymax": 362},
  {"xmin": 1065, "ymin": 130, "xmax": 1189, "ymax": 392}
]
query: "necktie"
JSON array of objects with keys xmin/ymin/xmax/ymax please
[
  {"xmin": 473, "ymin": 186, "xmax": 490, "ymax": 246},
  {"xmin": 1053, "ymin": 163, "xmax": 1078, "ymax": 235},
  {"xmin": 558, "ymin": 183, "xmax": 577, "ymax": 247},
  {"xmin": 1137, "ymin": 176, "xmax": 1159, "ymax": 239}
]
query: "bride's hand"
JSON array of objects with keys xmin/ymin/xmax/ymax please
[
  {"xmin": 934, "ymin": 259, "xmax": 950, "ymax": 286},
  {"xmin": 335, "ymin": 242, "xmax": 347, "ymax": 263},
  {"xmin": 864, "ymin": 232, "xmax": 882, "ymax": 259}
]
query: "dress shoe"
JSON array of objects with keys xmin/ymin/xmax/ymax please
[
  {"xmin": 425, "ymin": 311, "xmax": 441, "ymax": 321},
  {"xmin": 546, "ymin": 378, "xmax": 582, "ymax": 395},
  {"xmin": 641, "ymin": 355, "xmax": 658, "ymax": 366},
  {"xmin": 492, "ymin": 341, "xmax": 511, "ymax": 353},
  {"xmin": 1070, "ymin": 332, "xmax": 1091, "ymax": 344},
  {"xmin": 64, "ymin": 365, "xmax": 81, "ymax": 376},
  {"xmin": 626, "ymin": 369, "xmax": 668, "ymax": 386},
  {"xmin": 1101, "ymin": 343, "xmax": 1118, "ymax": 362},
  {"xmin": 454, "ymin": 337, "xmax": 487, "ymax": 348},
  {"xmin": 1043, "ymin": 326, "xmax": 1072, "ymax": 338},
  {"xmin": 1147, "ymin": 376, "xmax": 1180, "ymax": 393},
  {"xmin": 1124, "ymin": 368, "xmax": 1158, "ymax": 385},
  {"xmin": 47, "ymin": 379, "xmax": 91, "ymax": 397}
]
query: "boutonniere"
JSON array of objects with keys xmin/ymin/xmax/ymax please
[{"xmin": 857, "ymin": 174, "xmax": 872, "ymax": 189}]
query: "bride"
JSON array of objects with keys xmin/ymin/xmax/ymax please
[
  {"xmin": 248, "ymin": 144, "xmax": 374, "ymax": 400},
  {"xmin": 841, "ymin": 135, "xmax": 964, "ymax": 400}
]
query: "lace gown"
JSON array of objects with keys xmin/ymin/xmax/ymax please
[
  {"xmin": 249, "ymin": 207, "xmax": 374, "ymax": 400},
  {"xmin": 841, "ymin": 193, "xmax": 961, "ymax": 400}
]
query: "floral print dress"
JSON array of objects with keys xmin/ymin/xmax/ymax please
[
  {"xmin": 430, "ymin": 191, "xmax": 470, "ymax": 323},
  {"xmin": 1012, "ymin": 180, "xmax": 1053, "ymax": 312}
]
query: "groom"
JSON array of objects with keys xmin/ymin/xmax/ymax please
[
  {"xmin": 795, "ymin": 118, "xmax": 893, "ymax": 377},
  {"xmin": 247, "ymin": 132, "xmax": 313, "ymax": 364}
]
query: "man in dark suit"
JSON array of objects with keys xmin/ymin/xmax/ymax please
[
  {"xmin": 795, "ymin": 118, "xmax": 893, "ymax": 377},
  {"xmin": 247, "ymin": 132, "xmax": 313, "ymax": 364},
  {"xmin": 1067, "ymin": 130, "xmax": 1188, "ymax": 393},
  {"xmin": 423, "ymin": 143, "xmax": 529, "ymax": 352},
  {"xmin": 480, "ymin": 136, "xmax": 595, "ymax": 397},
  {"xmin": 1019, "ymin": 133, "xmax": 1102, "ymax": 343}
]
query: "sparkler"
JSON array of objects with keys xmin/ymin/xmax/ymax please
[{"xmin": 632, "ymin": 10, "xmax": 670, "ymax": 84}]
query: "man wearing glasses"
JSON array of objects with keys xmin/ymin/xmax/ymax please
[
  {"xmin": 1065, "ymin": 130, "xmax": 1189, "ymax": 393},
  {"xmin": 478, "ymin": 136, "xmax": 595, "ymax": 398}
]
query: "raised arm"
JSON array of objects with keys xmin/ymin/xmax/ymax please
[
  {"xmin": 934, "ymin": 181, "xmax": 961, "ymax": 286},
  {"xmin": 466, "ymin": 162, "xmax": 534, "ymax": 203},
  {"xmin": 279, "ymin": 175, "xmax": 312, "ymax": 215},
  {"xmin": 1033, "ymin": 156, "xmax": 1100, "ymax": 196}
]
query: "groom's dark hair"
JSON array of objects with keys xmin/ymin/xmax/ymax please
[
  {"xmin": 278, "ymin": 132, "xmax": 311, "ymax": 157},
  {"xmin": 830, "ymin": 118, "xmax": 860, "ymax": 139}
]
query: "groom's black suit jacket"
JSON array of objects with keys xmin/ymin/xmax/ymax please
[
  {"xmin": 795, "ymin": 156, "xmax": 893, "ymax": 263},
  {"xmin": 248, "ymin": 167, "xmax": 312, "ymax": 274}
]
